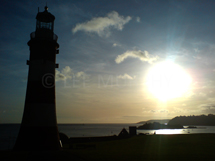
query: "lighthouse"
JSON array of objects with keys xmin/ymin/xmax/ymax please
[{"xmin": 14, "ymin": 6, "xmax": 61, "ymax": 150}]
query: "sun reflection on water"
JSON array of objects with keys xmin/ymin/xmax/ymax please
[{"xmin": 155, "ymin": 129, "xmax": 184, "ymax": 134}]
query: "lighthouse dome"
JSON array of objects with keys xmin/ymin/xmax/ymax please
[
  {"xmin": 36, "ymin": 6, "xmax": 55, "ymax": 22},
  {"xmin": 36, "ymin": 6, "xmax": 55, "ymax": 31}
]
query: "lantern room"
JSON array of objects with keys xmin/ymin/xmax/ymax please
[
  {"xmin": 36, "ymin": 6, "xmax": 55, "ymax": 31},
  {"xmin": 31, "ymin": 6, "xmax": 57, "ymax": 40}
]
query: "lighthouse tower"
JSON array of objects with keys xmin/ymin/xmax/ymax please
[{"xmin": 14, "ymin": 6, "xmax": 61, "ymax": 150}]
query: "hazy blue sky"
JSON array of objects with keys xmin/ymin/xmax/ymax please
[{"xmin": 1, "ymin": 0, "xmax": 215, "ymax": 123}]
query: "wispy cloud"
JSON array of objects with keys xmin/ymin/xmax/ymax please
[
  {"xmin": 72, "ymin": 11, "xmax": 132, "ymax": 37},
  {"xmin": 115, "ymin": 50, "xmax": 158, "ymax": 64},
  {"xmin": 193, "ymin": 55, "xmax": 201, "ymax": 59},
  {"xmin": 199, "ymin": 103, "xmax": 215, "ymax": 113},
  {"xmin": 113, "ymin": 43, "xmax": 121, "ymax": 47},
  {"xmin": 136, "ymin": 16, "xmax": 140, "ymax": 22},
  {"xmin": 194, "ymin": 48, "xmax": 200, "ymax": 53},
  {"xmin": 117, "ymin": 73, "xmax": 135, "ymax": 80},
  {"xmin": 199, "ymin": 103, "xmax": 215, "ymax": 109}
]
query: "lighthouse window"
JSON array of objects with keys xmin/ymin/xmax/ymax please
[{"xmin": 40, "ymin": 22, "xmax": 52, "ymax": 30}]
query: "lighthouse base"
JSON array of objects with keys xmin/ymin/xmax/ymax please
[{"xmin": 13, "ymin": 125, "xmax": 61, "ymax": 151}]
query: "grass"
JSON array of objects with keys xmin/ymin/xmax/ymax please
[
  {"xmin": 1, "ymin": 134, "xmax": 215, "ymax": 161},
  {"xmin": 68, "ymin": 134, "xmax": 215, "ymax": 160}
]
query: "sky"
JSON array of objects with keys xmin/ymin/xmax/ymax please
[{"xmin": 1, "ymin": 0, "xmax": 215, "ymax": 123}]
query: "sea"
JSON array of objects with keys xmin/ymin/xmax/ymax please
[{"xmin": 1, "ymin": 123, "xmax": 215, "ymax": 150}]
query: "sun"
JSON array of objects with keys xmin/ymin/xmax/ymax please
[{"xmin": 146, "ymin": 61, "xmax": 192, "ymax": 101}]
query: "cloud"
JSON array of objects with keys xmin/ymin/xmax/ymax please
[
  {"xmin": 113, "ymin": 43, "xmax": 121, "ymax": 47},
  {"xmin": 160, "ymin": 110, "xmax": 169, "ymax": 113},
  {"xmin": 115, "ymin": 50, "xmax": 158, "ymax": 64},
  {"xmin": 136, "ymin": 16, "xmax": 140, "ymax": 22},
  {"xmin": 150, "ymin": 110, "xmax": 156, "ymax": 113},
  {"xmin": 56, "ymin": 66, "xmax": 73, "ymax": 81},
  {"xmin": 199, "ymin": 103, "xmax": 215, "ymax": 109},
  {"xmin": 194, "ymin": 48, "xmax": 200, "ymax": 53},
  {"xmin": 55, "ymin": 70, "xmax": 66, "ymax": 81},
  {"xmin": 199, "ymin": 103, "xmax": 215, "ymax": 113},
  {"xmin": 117, "ymin": 73, "xmax": 135, "ymax": 80},
  {"xmin": 56, "ymin": 66, "xmax": 87, "ymax": 81},
  {"xmin": 193, "ymin": 55, "xmax": 201, "ymax": 59},
  {"xmin": 76, "ymin": 71, "xmax": 87, "ymax": 78},
  {"xmin": 72, "ymin": 11, "xmax": 132, "ymax": 37}
]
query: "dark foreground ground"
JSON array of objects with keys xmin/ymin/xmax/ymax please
[{"xmin": 1, "ymin": 134, "xmax": 215, "ymax": 161}]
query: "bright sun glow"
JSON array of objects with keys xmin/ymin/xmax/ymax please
[{"xmin": 146, "ymin": 61, "xmax": 192, "ymax": 101}]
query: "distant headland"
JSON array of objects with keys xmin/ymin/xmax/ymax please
[
  {"xmin": 137, "ymin": 114, "xmax": 215, "ymax": 129},
  {"xmin": 137, "ymin": 119, "xmax": 170, "ymax": 124},
  {"xmin": 168, "ymin": 114, "xmax": 215, "ymax": 126}
]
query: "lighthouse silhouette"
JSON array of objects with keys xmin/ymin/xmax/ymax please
[{"xmin": 14, "ymin": 6, "xmax": 61, "ymax": 150}]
